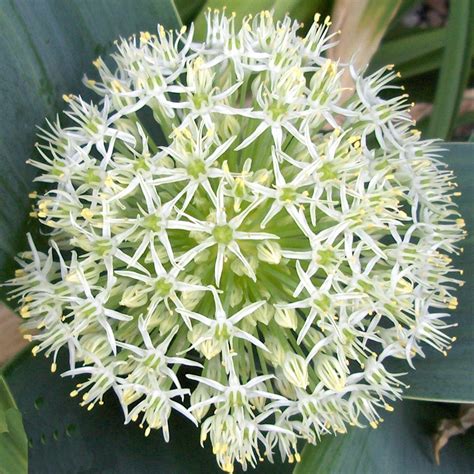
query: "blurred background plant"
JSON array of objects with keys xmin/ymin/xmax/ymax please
[{"xmin": 0, "ymin": 0, "xmax": 472, "ymax": 472}]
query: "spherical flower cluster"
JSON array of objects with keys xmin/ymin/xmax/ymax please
[{"xmin": 6, "ymin": 10, "xmax": 465, "ymax": 472}]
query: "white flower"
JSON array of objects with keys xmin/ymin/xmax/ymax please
[{"xmin": 5, "ymin": 9, "xmax": 464, "ymax": 473}]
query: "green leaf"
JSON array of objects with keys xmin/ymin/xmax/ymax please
[
  {"xmin": 0, "ymin": 376, "xmax": 28, "ymax": 474},
  {"xmin": 370, "ymin": 28, "xmax": 445, "ymax": 74},
  {"xmin": 0, "ymin": 0, "xmax": 181, "ymax": 294},
  {"xmin": 372, "ymin": 30, "xmax": 474, "ymax": 79},
  {"xmin": 2, "ymin": 349, "xmax": 292, "ymax": 473},
  {"xmin": 295, "ymin": 400, "xmax": 474, "ymax": 474},
  {"xmin": 426, "ymin": 0, "xmax": 474, "ymax": 139},
  {"xmin": 174, "ymin": 0, "xmax": 206, "ymax": 24},
  {"xmin": 389, "ymin": 143, "xmax": 474, "ymax": 403}
]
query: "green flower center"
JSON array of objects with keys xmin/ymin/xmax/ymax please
[
  {"xmin": 155, "ymin": 278, "xmax": 173, "ymax": 297},
  {"xmin": 280, "ymin": 186, "xmax": 297, "ymax": 203},
  {"xmin": 213, "ymin": 224, "xmax": 234, "ymax": 245},
  {"xmin": 187, "ymin": 158, "xmax": 206, "ymax": 179}
]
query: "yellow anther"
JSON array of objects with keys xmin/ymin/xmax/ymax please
[
  {"xmin": 81, "ymin": 208, "xmax": 94, "ymax": 220},
  {"xmin": 140, "ymin": 31, "xmax": 151, "ymax": 43},
  {"xmin": 28, "ymin": 191, "xmax": 38, "ymax": 199},
  {"xmin": 51, "ymin": 363, "xmax": 57, "ymax": 373},
  {"xmin": 92, "ymin": 58, "xmax": 102, "ymax": 68},
  {"xmin": 32, "ymin": 346, "xmax": 40, "ymax": 356},
  {"xmin": 384, "ymin": 404, "xmax": 394, "ymax": 412},
  {"xmin": 20, "ymin": 306, "xmax": 30, "ymax": 317},
  {"xmin": 70, "ymin": 390, "xmax": 79, "ymax": 398}
]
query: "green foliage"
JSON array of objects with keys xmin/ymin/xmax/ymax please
[
  {"xmin": 370, "ymin": 28, "xmax": 446, "ymax": 78},
  {"xmin": 174, "ymin": 0, "xmax": 206, "ymax": 24},
  {"xmin": 0, "ymin": 376, "xmax": 27, "ymax": 474},
  {"xmin": 426, "ymin": 0, "xmax": 474, "ymax": 139},
  {"xmin": 294, "ymin": 400, "xmax": 474, "ymax": 474}
]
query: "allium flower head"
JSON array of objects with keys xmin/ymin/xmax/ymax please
[{"xmin": 6, "ymin": 10, "xmax": 465, "ymax": 472}]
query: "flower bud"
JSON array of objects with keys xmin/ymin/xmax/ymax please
[
  {"xmin": 315, "ymin": 355, "xmax": 347, "ymax": 391},
  {"xmin": 274, "ymin": 306, "xmax": 298, "ymax": 330},
  {"xmin": 282, "ymin": 352, "xmax": 309, "ymax": 389},
  {"xmin": 253, "ymin": 302, "xmax": 274, "ymax": 325},
  {"xmin": 190, "ymin": 383, "xmax": 211, "ymax": 422},
  {"xmin": 120, "ymin": 284, "xmax": 149, "ymax": 308},
  {"xmin": 257, "ymin": 240, "xmax": 282, "ymax": 265},
  {"xmin": 79, "ymin": 333, "xmax": 112, "ymax": 363},
  {"xmin": 263, "ymin": 335, "xmax": 286, "ymax": 366},
  {"xmin": 274, "ymin": 368, "xmax": 296, "ymax": 399}
]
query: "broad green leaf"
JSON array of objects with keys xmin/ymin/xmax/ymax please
[
  {"xmin": 0, "ymin": 0, "xmax": 181, "ymax": 295},
  {"xmin": 295, "ymin": 400, "xmax": 474, "ymax": 474},
  {"xmin": 2, "ymin": 349, "xmax": 292, "ymax": 473},
  {"xmin": 426, "ymin": 0, "xmax": 474, "ymax": 139},
  {"xmin": 0, "ymin": 376, "xmax": 28, "ymax": 474},
  {"xmin": 390, "ymin": 143, "xmax": 474, "ymax": 403}
]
